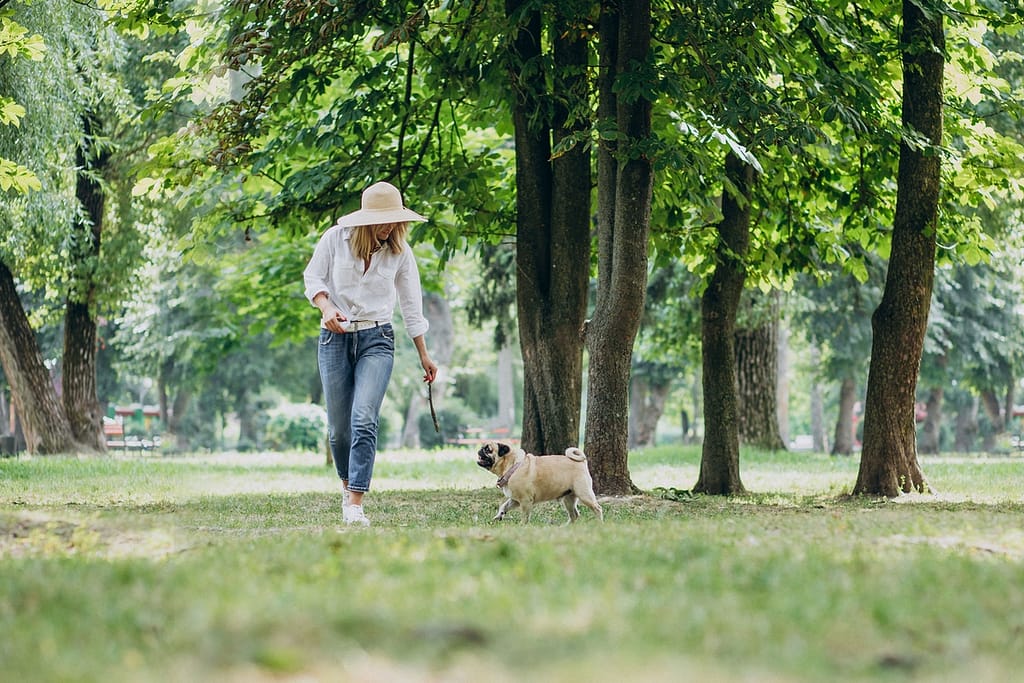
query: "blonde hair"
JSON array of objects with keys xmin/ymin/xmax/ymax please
[{"xmin": 350, "ymin": 222, "xmax": 409, "ymax": 260}]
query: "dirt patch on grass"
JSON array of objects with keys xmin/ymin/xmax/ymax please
[{"xmin": 0, "ymin": 509, "xmax": 186, "ymax": 560}]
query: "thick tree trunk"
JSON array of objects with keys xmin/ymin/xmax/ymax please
[
  {"xmin": 854, "ymin": 2, "xmax": 942, "ymax": 496},
  {"xmin": 585, "ymin": 0, "xmax": 652, "ymax": 495},
  {"xmin": 694, "ymin": 152, "xmax": 752, "ymax": 495},
  {"xmin": 735, "ymin": 291, "xmax": 786, "ymax": 451},
  {"xmin": 831, "ymin": 376, "xmax": 858, "ymax": 456},
  {"xmin": 0, "ymin": 260, "xmax": 77, "ymax": 454},
  {"xmin": 919, "ymin": 386, "xmax": 943, "ymax": 454},
  {"xmin": 62, "ymin": 116, "xmax": 108, "ymax": 451},
  {"xmin": 507, "ymin": 0, "xmax": 591, "ymax": 457}
]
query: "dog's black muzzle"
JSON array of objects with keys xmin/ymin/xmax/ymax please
[{"xmin": 476, "ymin": 446, "xmax": 496, "ymax": 470}]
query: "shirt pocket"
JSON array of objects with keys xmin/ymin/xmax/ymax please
[
  {"xmin": 336, "ymin": 261, "xmax": 363, "ymax": 290},
  {"xmin": 363, "ymin": 262, "xmax": 397, "ymax": 298}
]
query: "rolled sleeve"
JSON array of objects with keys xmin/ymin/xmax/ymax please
[
  {"xmin": 303, "ymin": 230, "xmax": 335, "ymax": 304},
  {"xmin": 395, "ymin": 250, "xmax": 430, "ymax": 339}
]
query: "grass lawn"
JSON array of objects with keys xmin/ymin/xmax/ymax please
[{"xmin": 2, "ymin": 445, "xmax": 1023, "ymax": 682}]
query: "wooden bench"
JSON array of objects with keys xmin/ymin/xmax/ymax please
[
  {"xmin": 104, "ymin": 420, "xmax": 126, "ymax": 451},
  {"xmin": 447, "ymin": 427, "xmax": 520, "ymax": 447},
  {"xmin": 104, "ymin": 420, "xmax": 157, "ymax": 453}
]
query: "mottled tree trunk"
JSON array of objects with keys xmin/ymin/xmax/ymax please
[
  {"xmin": 628, "ymin": 373, "xmax": 670, "ymax": 449},
  {"xmin": 854, "ymin": 2, "xmax": 943, "ymax": 496},
  {"xmin": 507, "ymin": 0, "xmax": 591, "ymax": 457},
  {"xmin": 0, "ymin": 260, "xmax": 77, "ymax": 454},
  {"xmin": 694, "ymin": 152, "xmax": 752, "ymax": 495},
  {"xmin": 832, "ymin": 376, "xmax": 858, "ymax": 456},
  {"xmin": 585, "ymin": 0, "xmax": 652, "ymax": 494},
  {"xmin": 735, "ymin": 292, "xmax": 786, "ymax": 451}
]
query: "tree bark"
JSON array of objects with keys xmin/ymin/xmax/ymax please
[
  {"xmin": 694, "ymin": 152, "xmax": 752, "ymax": 495},
  {"xmin": 735, "ymin": 291, "xmax": 786, "ymax": 451},
  {"xmin": 62, "ymin": 113, "xmax": 109, "ymax": 451},
  {"xmin": 0, "ymin": 260, "xmax": 77, "ymax": 454},
  {"xmin": 831, "ymin": 375, "xmax": 857, "ymax": 456},
  {"xmin": 507, "ymin": 0, "xmax": 591, "ymax": 457},
  {"xmin": 584, "ymin": 0, "xmax": 652, "ymax": 494},
  {"xmin": 854, "ymin": 1, "xmax": 943, "ymax": 496}
]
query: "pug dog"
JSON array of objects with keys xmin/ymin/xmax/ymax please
[{"xmin": 476, "ymin": 441, "xmax": 603, "ymax": 524}]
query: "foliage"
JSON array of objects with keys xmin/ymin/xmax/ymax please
[
  {"xmin": 0, "ymin": 10, "xmax": 45, "ymax": 194},
  {"xmin": 418, "ymin": 406, "xmax": 467, "ymax": 449},
  {"xmin": 263, "ymin": 403, "xmax": 327, "ymax": 452}
]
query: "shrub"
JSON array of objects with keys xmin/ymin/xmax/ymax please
[{"xmin": 263, "ymin": 404, "xmax": 328, "ymax": 452}]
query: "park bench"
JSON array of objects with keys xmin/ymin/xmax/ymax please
[
  {"xmin": 103, "ymin": 418, "xmax": 157, "ymax": 454},
  {"xmin": 447, "ymin": 426, "xmax": 520, "ymax": 448},
  {"xmin": 103, "ymin": 419, "xmax": 126, "ymax": 451}
]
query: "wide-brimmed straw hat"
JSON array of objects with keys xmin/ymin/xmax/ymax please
[{"xmin": 334, "ymin": 181, "xmax": 427, "ymax": 228}]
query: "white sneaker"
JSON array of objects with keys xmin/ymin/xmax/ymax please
[{"xmin": 343, "ymin": 504, "xmax": 371, "ymax": 526}]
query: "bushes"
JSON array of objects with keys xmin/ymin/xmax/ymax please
[
  {"xmin": 263, "ymin": 404, "xmax": 327, "ymax": 452},
  {"xmin": 418, "ymin": 407, "xmax": 468, "ymax": 449}
]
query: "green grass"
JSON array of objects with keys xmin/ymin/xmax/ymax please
[{"xmin": 2, "ymin": 445, "xmax": 1024, "ymax": 682}]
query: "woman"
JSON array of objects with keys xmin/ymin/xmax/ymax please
[{"xmin": 303, "ymin": 181, "xmax": 438, "ymax": 526}]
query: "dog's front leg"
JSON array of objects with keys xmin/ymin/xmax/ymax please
[{"xmin": 494, "ymin": 497, "xmax": 518, "ymax": 521}]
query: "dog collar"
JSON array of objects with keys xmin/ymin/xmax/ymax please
[{"xmin": 496, "ymin": 461, "xmax": 523, "ymax": 488}]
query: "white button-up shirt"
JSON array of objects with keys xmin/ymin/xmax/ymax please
[{"xmin": 303, "ymin": 225, "xmax": 430, "ymax": 339}]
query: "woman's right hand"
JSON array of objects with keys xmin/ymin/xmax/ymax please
[{"xmin": 320, "ymin": 303, "xmax": 347, "ymax": 333}]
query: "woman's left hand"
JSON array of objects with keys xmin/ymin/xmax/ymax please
[{"xmin": 421, "ymin": 357, "xmax": 438, "ymax": 383}]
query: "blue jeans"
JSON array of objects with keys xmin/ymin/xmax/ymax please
[{"xmin": 318, "ymin": 324, "xmax": 395, "ymax": 492}]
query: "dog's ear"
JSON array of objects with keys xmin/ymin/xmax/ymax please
[{"xmin": 497, "ymin": 442, "xmax": 510, "ymax": 457}]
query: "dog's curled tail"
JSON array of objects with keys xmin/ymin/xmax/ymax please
[{"xmin": 564, "ymin": 447, "xmax": 587, "ymax": 462}]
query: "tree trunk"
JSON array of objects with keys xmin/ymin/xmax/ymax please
[
  {"xmin": 776, "ymin": 318, "xmax": 790, "ymax": 446},
  {"xmin": 168, "ymin": 387, "xmax": 191, "ymax": 451},
  {"xmin": 979, "ymin": 388, "xmax": 1005, "ymax": 450},
  {"xmin": 584, "ymin": 0, "xmax": 652, "ymax": 495},
  {"xmin": 628, "ymin": 372, "xmax": 670, "ymax": 448},
  {"xmin": 735, "ymin": 291, "xmax": 786, "ymax": 451},
  {"xmin": 694, "ymin": 152, "xmax": 752, "ymax": 495},
  {"xmin": 507, "ymin": 0, "xmax": 591, "ymax": 457},
  {"xmin": 0, "ymin": 260, "xmax": 77, "ymax": 454},
  {"xmin": 954, "ymin": 395, "xmax": 978, "ymax": 452},
  {"xmin": 919, "ymin": 386, "xmax": 943, "ymax": 454},
  {"xmin": 854, "ymin": 2, "xmax": 942, "ymax": 496},
  {"xmin": 62, "ymin": 113, "xmax": 109, "ymax": 451},
  {"xmin": 809, "ymin": 346, "xmax": 828, "ymax": 452},
  {"xmin": 831, "ymin": 375, "xmax": 857, "ymax": 456}
]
